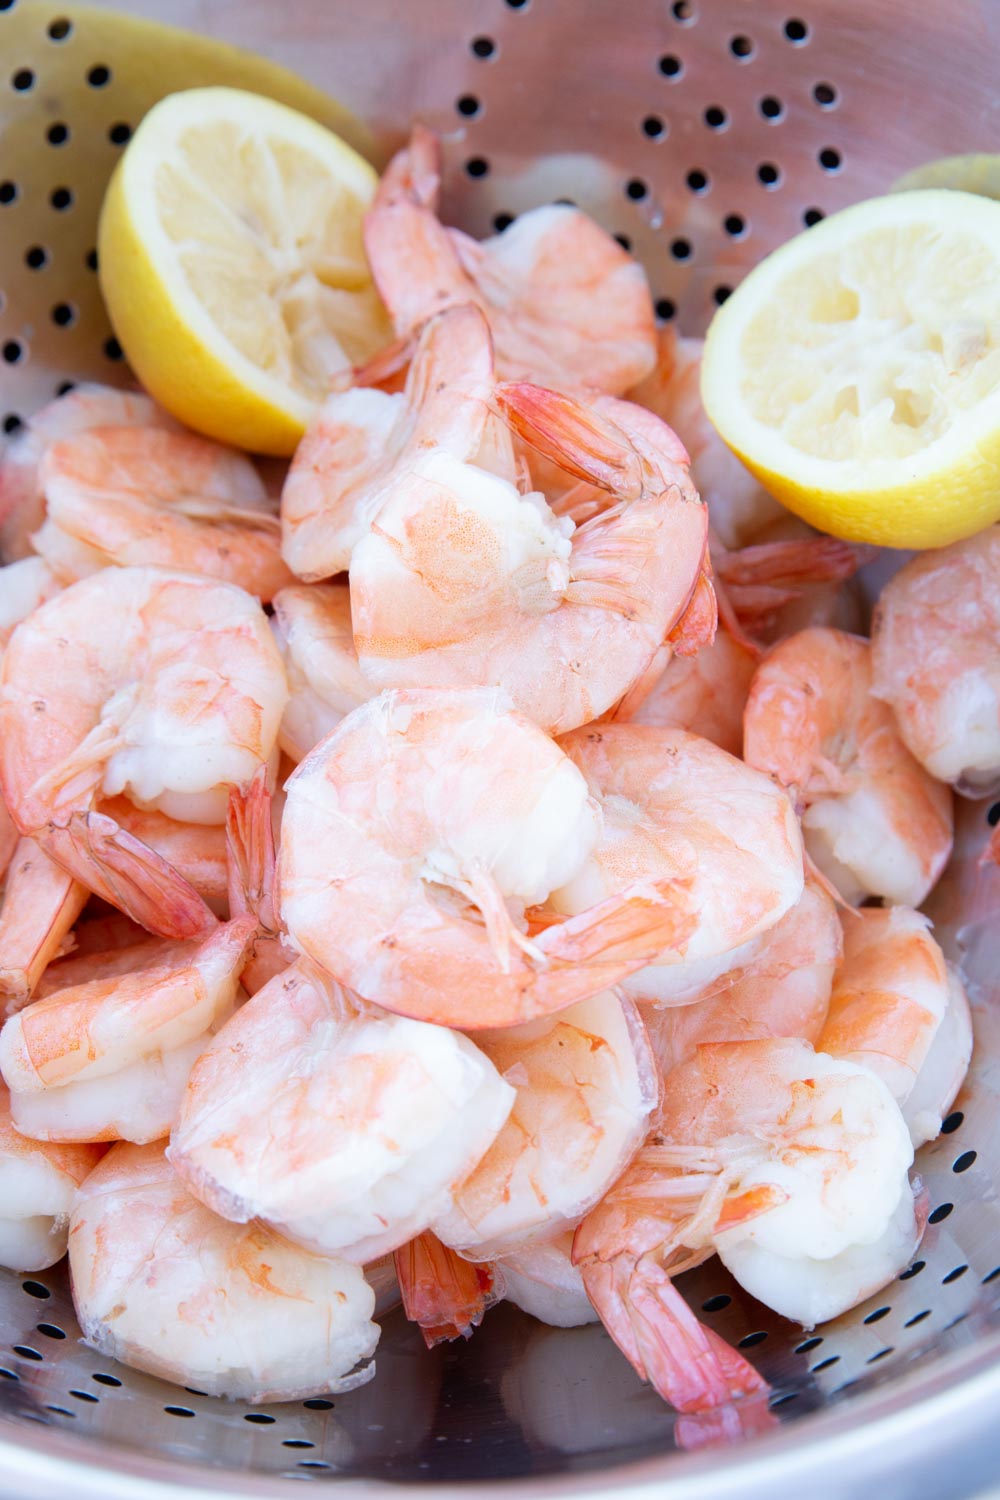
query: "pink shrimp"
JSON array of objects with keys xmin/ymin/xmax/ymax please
[
  {"xmin": 0, "ymin": 841, "xmax": 87, "ymax": 1011},
  {"xmin": 395, "ymin": 1232, "xmax": 499, "ymax": 1348},
  {"xmin": 0, "ymin": 557, "xmax": 62, "ymax": 651},
  {"xmin": 614, "ymin": 627, "xmax": 757, "ymax": 757},
  {"xmin": 0, "ymin": 1081, "xmax": 104, "ymax": 1271},
  {"xmin": 270, "ymin": 583, "xmax": 370, "ymax": 762}
]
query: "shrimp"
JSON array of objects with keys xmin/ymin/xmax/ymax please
[
  {"xmin": 0, "ymin": 383, "xmax": 179, "ymax": 562},
  {"xmin": 0, "ymin": 556, "xmax": 62, "ymax": 650},
  {"xmin": 169, "ymin": 961, "xmax": 515, "ymax": 1262},
  {"xmin": 871, "ymin": 528, "xmax": 1000, "ymax": 796},
  {"xmin": 499, "ymin": 1231, "xmax": 598, "ymax": 1328},
  {"xmin": 550, "ymin": 726, "xmax": 804, "ymax": 1005},
  {"xmin": 434, "ymin": 989, "xmax": 657, "ymax": 1258},
  {"xmin": 0, "ymin": 1081, "xmax": 103, "ymax": 1271},
  {"xmin": 817, "ymin": 905, "xmax": 970, "ymax": 1146},
  {"xmin": 643, "ymin": 877, "xmax": 841, "ymax": 1078},
  {"xmin": 363, "ymin": 126, "xmax": 656, "ymax": 394},
  {"xmin": 102, "ymin": 798, "xmax": 229, "ymax": 914},
  {"xmin": 712, "ymin": 531, "xmax": 867, "ymax": 641},
  {"xmin": 32, "ymin": 426, "xmax": 295, "ymax": 601},
  {"xmin": 743, "ymin": 628, "xmax": 953, "ymax": 906},
  {"xmin": 69, "ymin": 1140, "xmax": 379, "ymax": 1402},
  {"xmin": 349, "ymin": 341, "xmax": 711, "ymax": 735},
  {"xmin": 395, "ymin": 1232, "xmax": 500, "ymax": 1347},
  {"xmin": 747, "ymin": 514, "xmax": 866, "ymax": 643},
  {"xmin": 0, "ymin": 917, "xmax": 254, "ymax": 1142},
  {"xmin": 628, "ymin": 329, "xmax": 782, "ymax": 548},
  {"xmin": 271, "ymin": 583, "xmax": 370, "ymax": 762},
  {"xmin": 0, "ymin": 840, "xmax": 87, "ymax": 1010},
  {"xmin": 278, "ymin": 688, "xmax": 694, "ymax": 1028},
  {"xmin": 574, "ymin": 1038, "xmax": 917, "ymax": 1409},
  {"xmin": 614, "ymin": 628, "xmax": 757, "ymax": 757},
  {"xmin": 0, "ymin": 567, "xmax": 287, "ymax": 937}
]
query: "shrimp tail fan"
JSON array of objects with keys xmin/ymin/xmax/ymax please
[
  {"xmin": 395, "ymin": 1231, "xmax": 499, "ymax": 1349},
  {"xmin": 498, "ymin": 382, "xmax": 645, "ymax": 497},
  {"xmin": 0, "ymin": 839, "xmax": 86, "ymax": 1012},
  {"xmin": 226, "ymin": 771, "xmax": 293, "ymax": 992}
]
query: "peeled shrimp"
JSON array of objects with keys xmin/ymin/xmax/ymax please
[
  {"xmin": 169, "ymin": 961, "xmax": 515, "ymax": 1263},
  {"xmin": 615, "ymin": 628, "xmax": 757, "ymax": 757},
  {"xmin": 871, "ymin": 527, "xmax": 1000, "ymax": 795},
  {"xmin": 0, "ymin": 918, "xmax": 254, "ymax": 1142},
  {"xmin": 349, "ymin": 327, "xmax": 711, "ymax": 734},
  {"xmin": 499, "ymin": 1231, "xmax": 598, "ymax": 1328},
  {"xmin": 69, "ymin": 1140, "xmax": 379, "ymax": 1402},
  {"xmin": 278, "ymin": 688, "xmax": 694, "ymax": 1027},
  {"xmin": 0, "ymin": 1080, "xmax": 103, "ymax": 1271},
  {"xmin": 0, "ymin": 383, "xmax": 178, "ymax": 562},
  {"xmin": 743, "ymin": 627, "xmax": 953, "ymax": 906},
  {"xmin": 818, "ymin": 905, "xmax": 970, "ymax": 1146},
  {"xmin": 551, "ymin": 726, "xmax": 804, "ymax": 1005},
  {"xmin": 0, "ymin": 566, "xmax": 287, "ymax": 936},
  {"xmin": 103, "ymin": 798, "xmax": 229, "ymax": 914},
  {"xmin": 271, "ymin": 583, "xmax": 369, "ymax": 762},
  {"xmin": 33, "ymin": 426, "xmax": 294, "ymax": 601},
  {"xmin": 574, "ymin": 1038, "xmax": 917, "ymax": 1410},
  {"xmin": 0, "ymin": 842, "xmax": 87, "ymax": 1010},
  {"xmin": 0, "ymin": 557, "xmax": 61, "ymax": 650},
  {"xmin": 434, "ymin": 989, "xmax": 657, "ymax": 1258},
  {"xmin": 364, "ymin": 126, "xmax": 656, "ymax": 394},
  {"xmin": 643, "ymin": 876, "xmax": 840, "ymax": 1078}
]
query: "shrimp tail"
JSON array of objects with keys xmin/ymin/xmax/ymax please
[
  {"xmin": 0, "ymin": 839, "xmax": 87, "ymax": 1013},
  {"xmin": 348, "ymin": 332, "xmax": 416, "ymax": 394},
  {"xmin": 668, "ymin": 567, "xmax": 718, "ymax": 658},
  {"xmin": 713, "ymin": 1183, "xmax": 789, "ymax": 1232},
  {"xmin": 227, "ymin": 773, "xmax": 292, "ymax": 992},
  {"xmin": 979, "ymin": 821, "xmax": 1000, "ymax": 869},
  {"xmin": 40, "ymin": 812, "xmax": 217, "ymax": 940},
  {"xmin": 497, "ymin": 382, "xmax": 645, "ymax": 498},
  {"xmin": 674, "ymin": 1391, "xmax": 780, "ymax": 1451},
  {"xmin": 714, "ymin": 536, "xmax": 870, "ymax": 632},
  {"xmin": 394, "ymin": 1231, "xmax": 499, "ymax": 1349},
  {"xmin": 541, "ymin": 877, "xmax": 695, "ymax": 970}
]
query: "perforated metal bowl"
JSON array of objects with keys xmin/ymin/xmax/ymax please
[{"xmin": 2, "ymin": 1, "xmax": 1000, "ymax": 1495}]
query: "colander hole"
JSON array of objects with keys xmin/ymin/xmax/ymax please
[
  {"xmin": 795, "ymin": 1337, "xmax": 823, "ymax": 1353},
  {"xmin": 92, "ymin": 1372, "xmax": 121, "ymax": 1387},
  {"xmin": 302, "ymin": 1398, "xmax": 335, "ymax": 1410},
  {"xmin": 24, "ymin": 245, "xmax": 48, "ymax": 269},
  {"xmin": 86, "ymin": 247, "xmax": 98, "ymax": 271},
  {"xmin": 803, "ymin": 207, "xmax": 825, "ymax": 226},
  {"xmin": 982, "ymin": 1267, "xmax": 1000, "ymax": 1284},
  {"xmin": 184, "ymin": 1387, "xmax": 209, "ymax": 1397},
  {"xmin": 456, "ymin": 94, "xmax": 480, "ymax": 117},
  {"xmin": 819, "ymin": 147, "xmax": 842, "ymax": 171},
  {"xmin": 729, "ymin": 34, "xmax": 754, "ymax": 59},
  {"xmin": 0, "ymin": 0, "xmax": 17, "ymax": 10},
  {"xmin": 724, "ymin": 212, "xmax": 746, "ymax": 236},
  {"xmin": 50, "ymin": 187, "xmax": 73, "ymax": 210},
  {"xmin": 813, "ymin": 81, "xmax": 838, "ymax": 106},
  {"xmin": 492, "ymin": 212, "xmax": 514, "ymax": 232},
  {"xmin": 465, "ymin": 157, "xmax": 489, "ymax": 178},
  {"xmin": 2, "ymin": 414, "xmax": 23, "ymax": 433},
  {"xmin": 701, "ymin": 1294, "xmax": 731, "ymax": 1312},
  {"xmin": 642, "ymin": 115, "xmax": 666, "ymax": 138},
  {"xmin": 47, "ymin": 17, "xmax": 72, "ymax": 39},
  {"xmin": 470, "ymin": 36, "xmax": 496, "ymax": 59},
  {"xmin": 20, "ymin": 1281, "xmax": 50, "ymax": 1299},
  {"xmin": 2, "ymin": 339, "xmax": 25, "ymax": 364},
  {"xmin": 904, "ymin": 1310, "xmax": 931, "ymax": 1327},
  {"xmin": 108, "ymin": 122, "xmax": 132, "ymax": 145},
  {"xmin": 284, "ymin": 1440, "xmax": 316, "ymax": 1449},
  {"xmin": 0, "ymin": 181, "xmax": 17, "ymax": 204},
  {"xmin": 899, "ymin": 1260, "xmax": 926, "ymax": 1280},
  {"xmin": 164, "ymin": 1405, "xmax": 195, "ymax": 1418},
  {"xmin": 46, "ymin": 122, "xmax": 69, "ymax": 146},
  {"xmin": 942, "ymin": 1265, "xmax": 969, "ymax": 1284},
  {"xmin": 759, "ymin": 95, "xmax": 784, "ymax": 119},
  {"xmin": 46, "ymin": 1406, "xmax": 73, "ymax": 1417},
  {"xmin": 757, "ymin": 162, "xmax": 781, "ymax": 187},
  {"xmin": 811, "ymin": 1355, "xmax": 840, "ymax": 1372},
  {"xmin": 655, "ymin": 297, "xmax": 676, "ymax": 320},
  {"xmin": 69, "ymin": 1389, "xmax": 99, "ymax": 1403},
  {"xmin": 713, "ymin": 285, "xmax": 732, "ymax": 305},
  {"xmin": 506, "ymin": 0, "xmax": 529, "ymax": 9},
  {"xmin": 784, "ymin": 17, "xmax": 810, "ymax": 42},
  {"xmin": 55, "ymin": 379, "xmax": 75, "ymax": 396},
  {"xmin": 298, "ymin": 1462, "xmax": 332, "ymax": 1470},
  {"xmin": 671, "ymin": 0, "xmax": 696, "ymax": 22},
  {"xmin": 658, "ymin": 54, "xmax": 683, "ymax": 79},
  {"xmin": 11, "ymin": 68, "xmax": 35, "ymax": 91},
  {"xmin": 626, "ymin": 178, "xmax": 648, "ymax": 201},
  {"xmin": 670, "ymin": 237, "xmax": 692, "ymax": 260},
  {"xmin": 704, "ymin": 105, "xmax": 728, "ymax": 130},
  {"xmin": 554, "ymin": 197, "xmax": 576, "ymax": 207},
  {"xmin": 87, "ymin": 64, "xmax": 111, "ymax": 87},
  {"xmin": 12, "ymin": 1345, "xmax": 42, "ymax": 1360},
  {"xmin": 862, "ymin": 1306, "xmax": 890, "ymax": 1325},
  {"xmin": 953, "ymin": 1150, "xmax": 977, "ymax": 1173},
  {"xmin": 614, "ymin": 233, "xmax": 632, "ymax": 252},
  {"xmin": 35, "ymin": 1323, "xmax": 65, "ymax": 1339},
  {"xmin": 686, "ymin": 169, "xmax": 709, "ymax": 192},
  {"xmin": 987, "ymin": 805, "xmax": 1000, "ymax": 828},
  {"xmin": 928, "ymin": 1202, "xmax": 954, "ymax": 1224},
  {"xmin": 245, "ymin": 1413, "xmax": 277, "ymax": 1424},
  {"xmin": 738, "ymin": 1331, "xmax": 768, "ymax": 1349},
  {"xmin": 770, "ymin": 1392, "xmax": 799, "ymax": 1408},
  {"xmin": 0, "ymin": 1368, "xmax": 19, "ymax": 1380},
  {"xmin": 104, "ymin": 336, "xmax": 124, "ymax": 361},
  {"xmin": 50, "ymin": 302, "xmax": 75, "ymax": 327}
]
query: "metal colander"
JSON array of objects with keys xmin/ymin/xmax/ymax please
[{"xmin": 1, "ymin": 0, "xmax": 1000, "ymax": 1494}]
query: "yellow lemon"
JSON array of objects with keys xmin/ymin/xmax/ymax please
[
  {"xmin": 701, "ymin": 190, "xmax": 1000, "ymax": 547},
  {"xmin": 98, "ymin": 86, "xmax": 389, "ymax": 456}
]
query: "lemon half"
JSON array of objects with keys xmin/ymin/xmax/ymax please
[
  {"xmin": 701, "ymin": 189, "xmax": 1000, "ymax": 547},
  {"xmin": 98, "ymin": 87, "xmax": 388, "ymax": 455}
]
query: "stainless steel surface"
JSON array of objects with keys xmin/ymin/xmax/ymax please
[{"xmin": 1, "ymin": 0, "xmax": 1000, "ymax": 1494}]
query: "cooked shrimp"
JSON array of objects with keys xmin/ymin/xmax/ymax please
[
  {"xmin": 871, "ymin": 528, "xmax": 1000, "ymax": 796},
  {"xmin": 0, "ymin": 1081, "xmax": 103, "ymax": 1271},
  {"xmin": 0, "ymin": 917, "xmax": 254, "ymax": 1142},
  {"xmin": 551, "ymin": 725, "xmax": 804, "ymax": 1005},
  {"xmin": 628, "ymin": 329, "xmax": 781, "ymax": 548},
  {"xmin": 0, "ymin": 840, "xmax": 87, "ymax": 1010},
  {"xmin": 574, "ymin": 1038, "xmax": 916, "ymax": 1409},
  {"xmin": 434, "ymin": 989, "xmax": 657, "ymax": 1257},
  {"xmin": 278, "ymin": 688, "xmax": 694, "ymax": 1027},
  {"xmin": 364, "ymin": 126, "xmax": 656, "ymax": 394},
  {"xmin": 743, "ymin": 627, "xmax": 953, "ymax": 906},
  {"xmin": 223, "ymin": 772, "xmax": 292, "ymax": 994},
  {"xmin": 0, "ymin": 557, "xmax": 62, "ymax": 650},
  {"xmin": 904, "ymin": 968, "xmax": 972, "ymax": 1148},
  {"xmin": 169, "ymin": 962, "xmax": 514, "ymax": 1262},
  {"xmin": 499, "ymin": 1231, "xmax": 598, "ymax": 1328},
  {"xmin": 643, "ymin": 877, "xmax": 840, "ymax": 1077},
  {"xmin": 0, "ymin": 567, "xmax": 287, "ymax": 936},
  {"xmin": 615, "ymin": 628, "xmax": 757, "ymax": 757},
  {"xmin": 103, "ymin": 798, "xmax": 229, "ymax": 914},
  {"xmin": 0, "ymin": 383, "xmax": 178, "ymax": 562},
  {"xmin": 69, "ymin": 1140, "xmax": 379, "ymax": 1402},
  {"xmin": 33, "ymin": 426, "xmax": 294, "ymax": 601},
  {"xmin": 271, "ymin": 583, "xmax": 370, "ymax": 762},
  {"xmin": 350, "ymin": 354, "xmax": 711, "ymax": 735},
  {"xmin": 0, "ymin": 799, "xmax": 17, "ymax": 883},
  {"xmin": 818, "ymin": 905, "xmax": 969, "ymax": 1146},
  {"xmin": 712, "ymin": 531, "xmax": 866, "ymax": 641},
  {"xmin": 747, "ymin": 514, "xmax": 866, "ymax": 643},
  {"xmin": 395, "ymin": 1231, "xmax": 499, "ymax": 1347}
]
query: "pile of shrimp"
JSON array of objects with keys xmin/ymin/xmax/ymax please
[{"xmin": 0, "ymin": 125, "xmax": 995, "ymax": 1425}]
